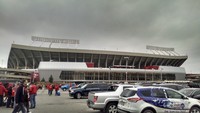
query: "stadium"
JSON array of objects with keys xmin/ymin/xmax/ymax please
[{"xmin": 7, "ymin": 37, "xmax": 188, "ymax": 83}]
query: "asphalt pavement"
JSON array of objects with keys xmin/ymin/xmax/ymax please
[{"xmin": 1, "ymin": 89, "xmax": 101, "ymax": 113}]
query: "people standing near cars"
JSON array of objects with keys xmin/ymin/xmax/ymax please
[
  {"xmin": 0, "ymin": 82, "xmax": 7, "ymax": 107},
  {"xmin": 54, "ymin": 84, "xmax": 59, "ymax": 96},
  {"xmin": 12, "ymin": 80, "xmax": 27, "ymax": 113},
  {"xmin": 24, "ymin": 83, "xmax": 30, "ymax": 113},
  {"xmin": 29, "ymin": 82, "xmax": 37, "ymax": 109},
  {"xmin": 11, "ymin": 85, "xmax": 15, "ymax": 108},
  {"xmin": 6, "ymin": 83, "xmax": 13, "ymax": 108},
  {"xmin": 48, "ymin": 84, "xmax": 53, "ymax": 96},
  {"xmin": 13, "ymin": 82, "xmax": 19, "ymax": 108}
]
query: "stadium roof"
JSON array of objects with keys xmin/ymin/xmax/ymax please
[{"xmin": 7, "ymin": 44, "xmax": 188, "ymax": 69}]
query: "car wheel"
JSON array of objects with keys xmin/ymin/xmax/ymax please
[
  {"xmin": 189, "ymin": 106, "xmax": 200, "ymax": 113},
  {"xmin": 76, "ymin": 93, "xmax": 81, "ymax": 99},
  {"xmin": 63, "ymin": 88, "xmax": 66, "ymax": 91},
  {"xmin": 105, "ymin": 103, "xmax": 118, "ymax": 113},
  {"xmin": 142, "ymin": 109, "xmax": 154, "ymax": 113}
]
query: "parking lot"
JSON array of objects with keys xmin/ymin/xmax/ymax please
[{"xmin": 1, "ymin": 89, "xmax": 101, "ymax": 113}]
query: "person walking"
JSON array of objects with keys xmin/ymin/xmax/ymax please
[
  {"xmin": 6, "ymin": 83, "xmax": 13, "ymax": 108},
  {"xmin": 12, "ymin": 80, "xmax": 27, "ymax": 113},
  {"xmin": 48, "ymin": 84, "xmax": 53, "ymax": 96},
  {"xmin": 11, "ymin": 85, "xmax": 15, "ymax": 108},
  {"xmin": 54, "ymin": 84, "xmax": 59, "ymax": 96},
  {"xmin": 13, "ymin": 82, "xmax": 19, "ymax": 108},
  {"xmin": 29, "ymin": 82, "xmax": 37, "ymax": 109},
  {"xmin": 0, "ymin": 82, "xmax": 7, "ymax": 107},
  {"xmin": 24, "ymin": 84, "xmax": 30, "ymax": 113}
]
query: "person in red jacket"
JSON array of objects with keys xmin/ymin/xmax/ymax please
[
  {"xmin": 6, "ymin": 83, "xmax": 13, "ymax": 108},
  {"xmin": 0, "ymin": 82, "xmax": 7, "ymax": 107},
  {"xmin": 29, "ymin": 82, "xmax": 37, "ymax": 109},
  {"xmin": 46, "ymin": 84, "xmax": 50, "ymax": 95},
  {"xmin": 11, "ymin": 86, "xmax": 15, "ymax": 108},
  {"xmin": 48, "ymin": 84, "xmax": 53, "ymax": 96},
  {"xmin": 54, "ymin": 84, "xmax": 59, "ymax": 96}
]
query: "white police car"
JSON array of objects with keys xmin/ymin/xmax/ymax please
[{"xmin": 118, "ymin": 87, "xmax": 200, "ymax": 113}]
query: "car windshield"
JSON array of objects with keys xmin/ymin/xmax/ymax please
[
  {"xmin": 120, "ymin": 89, "xmax": 137, "ymax": 97},
  {"xmin": 108, "ymin": 85, "xmax": 119, "ymax": 91},
  {"xmin": 179, "ymin": 89, "xmax": 194, "ymax": 96},
  {"xmin": 81, "ymin": 84, "xmax": 87, "ymax": 89},
  {"xmin": 77, "ymin": 83, "xmax": 85, "ymax": 87}
]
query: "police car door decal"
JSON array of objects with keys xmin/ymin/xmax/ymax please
[
  {"xmin": 137, "ymin": 88, "xmax": 189, "ymax": 111},
  {"xmin": 165, "ymin": 89, "xmax": 190, "ymax": 110}
]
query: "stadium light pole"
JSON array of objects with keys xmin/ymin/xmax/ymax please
[{"xmin": 124, "ymin": 57, "xmax": 129, "ymax": 83}]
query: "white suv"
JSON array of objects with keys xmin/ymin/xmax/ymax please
[{"xmin": 118, "ymin": 87, "xmax": 200, "ymax": 113}]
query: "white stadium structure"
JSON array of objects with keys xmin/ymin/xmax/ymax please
[{"xmin": 7, "ymin": 38, "xmax": 188, "ymax": 83}]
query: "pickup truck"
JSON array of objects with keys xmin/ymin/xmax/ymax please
[{"xmin": 87, "ymin": 84, "xmax": 136, "ymax": 113}]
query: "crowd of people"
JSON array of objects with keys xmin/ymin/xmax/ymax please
[
  {"xmin": 46, "ymin": 84, "xmax": 60, "ymax": 96},
  {"xmin": 0, "ymin": 80, "xmax": 38, "ymax": 113},
  {"xmin": 0, "ymin": 80, "xmax": 65, "ymax": 113}
]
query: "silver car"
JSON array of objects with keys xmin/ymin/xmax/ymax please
[{"xmin": 118, "ymin": 87, "xmax": 200, "ymax": 113}]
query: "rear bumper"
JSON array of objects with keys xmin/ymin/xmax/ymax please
[
  {"xmin": 118, "ymin": 105, "xmax": 139, "ymax": 113},
  {"xmin": 87, "ymin": 100, "xmax": 105, "ymax": 110}
]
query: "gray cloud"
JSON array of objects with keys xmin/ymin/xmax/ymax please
[{"xmin": 0, "ymin": 0, "xmax": 200, "ymax": 73}]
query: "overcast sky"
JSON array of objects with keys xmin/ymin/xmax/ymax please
[{"xmin": 0, "ymin": 0, "xmax": 200, "ymax": 73}]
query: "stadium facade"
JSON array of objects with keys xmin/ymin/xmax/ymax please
[{"xmin": 7, "ymin": 44, "xmax": 188, "ymax": 83}]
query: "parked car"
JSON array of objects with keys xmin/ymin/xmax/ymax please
[
  {"xmin": 61, "ymin": 84, "xmax": 70, "ymax": 91},
  {"xmin": 188, "ymin": 82, "xmax": 200, "ymax": 88},
  {"xmin": 69, "ymin": 83, "xmax": 111, "ymax": 99},
  {"xmin": 87, "ymin": 84, "xmax": 136, "ymax": 113},
  {"xmin": 179, "ymin": 88, "xmax": 200, "ymax": 99},
  {"xmin": 68, "ymin": 83, "xmax": 85, "ymax": 93},
  {"xmin": 118, "ymin": 86, "xmax": 200, "ymax": 113},
  {"xmin": 152, "ymin": 83, "xmax": 184, "ymax": 90},
  {"xmin": 69, "ymin": 83, "xmax": 85, "ymax": 90},
  {"xmin": 61, "ymin": 83, "xmax": 76, "ymax": 91}
]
